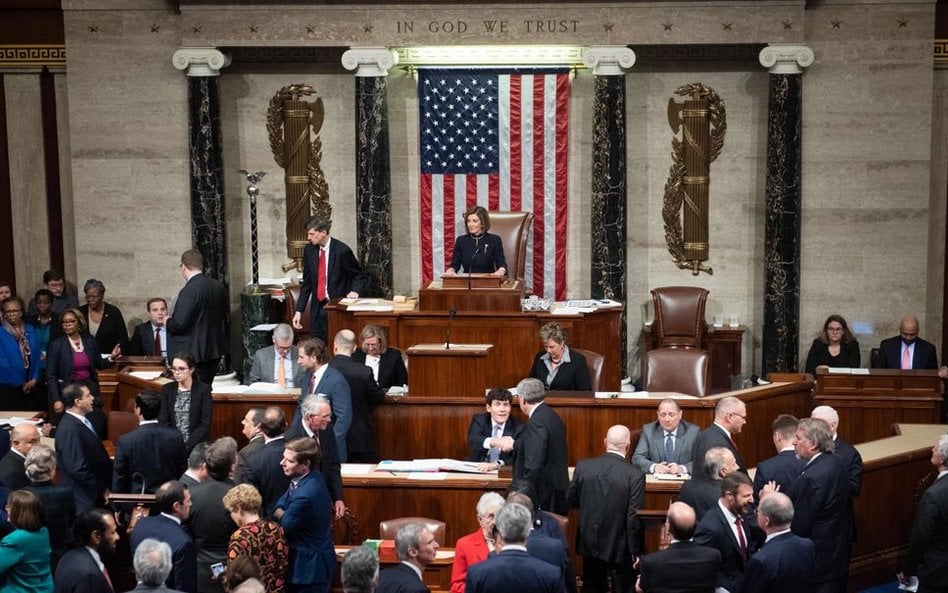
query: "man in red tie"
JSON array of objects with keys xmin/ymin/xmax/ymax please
[
  {"xmin": 292, "ymin": 216, "xmax": 365, "ymax": 343},
  {"xmin": 54, "ymin": 508, "xmax": 121, "ymax": 593},
  {"xmin": 694, "ymin": 471, "xmax": 760, "ymax": 593},
  {"xmin": 126, "ymin": 298, "xmax": 169, "ymax": 358}
]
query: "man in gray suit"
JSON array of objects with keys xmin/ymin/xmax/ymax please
[
  {"xmin": 632, "ymin": 398, "xmax": 699, "ymax": 475},
  {"xmin": 246, "ymin": 323, "xmax": 301, "ymax": 386}
]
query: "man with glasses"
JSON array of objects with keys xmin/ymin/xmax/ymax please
[
  {"xmin": 246, "ymin": 323, "xmax": 301, "ymax": 386},
  {"xmin": 692, "ymin": 396, "xmax": 748, "ymax": 474},
  {"xmin": 0, "ymin": 423, "xmax": 40, "ymax": 489},
  {"xmin": 632, "ymin": 398, "xmax": 699, "ymax": 476}
]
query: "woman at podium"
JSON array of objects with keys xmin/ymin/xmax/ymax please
[
  {"xmin": 529, "ymin": 321, "xmax": 591, "ymax": 391},
  {"xmin": 444, "ymin": 205, "xmax": 507, "ymax": 277}
]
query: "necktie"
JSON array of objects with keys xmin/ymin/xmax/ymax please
[
  {"xmin": 83, "ymin": 416, "xmax": 95, "ymax": 434},
  {"xmin": 316, "ymin": 248, "xmax": 327, "ymax": 301},
  {"xmin": 277, "ymin": 354, "xmax": 287, "ymax": 387},
  {"xmin": 664, "ymin": 432, "xmax": 675, "ymax": 463},
  {"xmin": 101, "ymin": 566, "xmax": 114, "ymax": 592},
  {"xmin": 489, "ymin": 424, "xmax": 502, "ymax": 463},
  {"xmin": 735, "ymin": 516, "xmax": 747, "ymax": 559},
  {"xmin": 902, "ymin": 344, "xmax": 912, "ymax": 370},
  {"xmin": 289, "ymin": 480, "xmax": 298, "ymax": 493},
  {"xmin": 310, "ymin": 374, "xmax": 317, "ymax": 396},
  {"xmin": 313, "ymin": 433, "xmax": 322, "ymax": 463},
  {"xmin": 154, "ymin": 327, "xmax": 161, "ymax": 356}
]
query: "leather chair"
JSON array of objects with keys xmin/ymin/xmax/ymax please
[
  {"xmin": 571, "ymin": 347, "xmax": 605, "ymax": 391},
  {"xmin": 643, "ymin": 348, "xmax": 710, "ymax": 397},
  {"xmin": 488, "ymin": 211, "xmax": 533, "ymax": 283},
  {"xmin": 379, "ymin": 516, "xmax": 447, "ymax": 546},
  {"xmin": 546, "ymin": 512, "xmax": 569, "ymax": 540},
  {"xmin": 649, "ymin": 286, "xmax": 709, "ymax": 349},
  {"xmin": 107, "ymin": 410, "xmax": 140, "ymax": 444},
  {"xmin": 283, "ymin": 285, "xmax": 310, "ymax": 341}
]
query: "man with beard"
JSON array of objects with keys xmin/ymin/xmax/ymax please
[{"xmin": 54, "ymin": 509, "xmax": 120, "ymax": 593}]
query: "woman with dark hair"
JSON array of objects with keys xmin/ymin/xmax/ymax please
[
  {"xmin": 804, "ymin": 314, "xmax": 861, "ymax": 374},
  {"xmin": 22, "ymin": 444, "xmax": 75, "ymax": 571},
  {"xmin": 223, "ymin": 484, "xmax": 287, "ymax": 593},
  {"xmin": 159, "ymin": 351, "xmax": 213, "ymax": 453},
  {"xmin": 0, "ymin": 296, "xmax": 41, "ymax": 410},
  {"xmin": 0, "ymin": 489, "xmax": 53, "ymax": 592},
  {"xmin": 444, "ymin": 205, "xmax": 507, "ymax": 276},
  {"xmin": 78, "ymin": 278, "xmax": 128, "ymax": 355},
  {"xmin": 528, "ymin": 321, "xmax": 590, "ymax": 391}
]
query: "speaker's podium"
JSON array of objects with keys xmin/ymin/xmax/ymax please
[{"xmin": 407, "ymin": 275, "xmax": 524, "ymax": 397}]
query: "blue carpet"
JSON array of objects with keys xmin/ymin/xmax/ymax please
[{"xmin": 859, "ymin": 583, "xmax": 900, "ymax": 593}]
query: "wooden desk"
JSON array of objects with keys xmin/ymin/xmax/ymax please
[
  {"xmin": 327, "ymin": 303, "xmax": 624, "ymax": 391},
  {"xmin": 813, "ymin": 369, "xmax": 944, "ymax": 443}
]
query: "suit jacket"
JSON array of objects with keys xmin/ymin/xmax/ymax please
[
  {"xmin": 330, "ymin": 354, "xmax": 386, "ymax": 459},
  {"xmin": 692, "ymin": 423, "xmax": 748, "ymax": 474},
  {"xmin": 112, "ymin": 422, "xmax": 188, "ymax": 494},
  {"xmin": 239, "ymin": 437, "xmax": 291, "ymax": 518},
  {"xmin": 752, "ymin": 450, "xmax": 803, "ymax": 498},
  {"xmin": 378, "ymin": 562, "xmax": 429, "ymax": 593},
  {"xmin": 54, "ymin": 412, "xmax": 112, "ymax": 514},
  {"xmin": 639, "ymin": 540, "xmax": 721, "ymax": 593},
  {"xmin": 904, "ymin": 473, "xmax": 948, "ymax": 587},
  {"xmin": 158, "ymin": 379, "xmax": 213, "ymax": 453},
  {"xmin": 246, "ymin": 345, "xmax": 301, "ymax": 385},
  {"xmin": 450, "ymin": 530, "xmax": 490, "ymax": 593},
  {"xmin": 529, "ymin": 349, "xmax": 590, "ymax": 391},
  {"xmin": 284, "ymin": 421, "xmax": 344, "ymax": 504},
  {"xmin": 125, "ymin": 321, "xmax": 167, "ymax": 358},
  {"xmin": 466, "ymin": 549, "xmax": 561, "ymax": 593},
  {"xmin": 567, "ymin": 452, "xmax": 645, "ymax": 562},
  {"xmin": 465, "ymin": 413, "xmax": 524, "ymax": 464},
  {"xmin": 694, "ymin": 503, "xmax": 761, "ymax": 593},
  {"xmin": 738, "ymin": 531, "xmax": 815, "ymax": 593},
  {"xmin": 0, "ymin": 527, "xmax": 54, "ymax": 593},
  {"xmin": 297, "ymin": 364, "xmax": 353, "ymax": 461},
  {"xmin": 833, "ymin": 436, "xmax": 863, "ymax": 499},
  {"xmin": 53, "ymin": 547, "xmax": 112, "ymax": 593},
  {"xmin": 352, "ymin": 348, "xmax": 408, "ymax": 390},
  {"xmin": 785, "ymin": 452, "xmax": 850, "ymax": 585},
  {"xmin": 235, "ymin": 434, "xmax": 265, "ymax": 478},
  {"xmin": 0, "ymin": 450, "xmax": 27, "ymax": 490},
  {"xmin": 166, "ymin": 273, "xmax": 228, "ymax": 365},
  {"xmin": 296, "ymin": 239, "xmax": 365, "ymax": 312},
  {"xmin": 276, "ymin": 470, "xmax": 335, "ymax": 587},
  {"xmin": 130, "ymin": 514, "xmax": 197, "ymax": 593},
  {"xmin": 514, "ymin": 403, "xmax": 569, "ymax": 515},
  {"xmin": 803, "ymin": 339, "xmax": 860, "ymax": 374},
  {"xmin": 79, "ymin": 303, "xmax": 128, "ymax": 355},
  {"xmin": 46, "ymin": 334, "xmax": 109, "ymax": 406},
  {"xmin": 877, "ymin": 335, "xmax": 939, "ymax": 369},
  {"xmin": 24, "ymin": 481, "xmax": 75, "ymax": 566},
  {"xmin": 677, "ymin": 476, "xmax": 722, "ymax": 522},
  {"xmin": 632, "ymin": 419, "xmax": 699, "ymax": 474},
  {"xmin": 188, "ymin": 478, "xmax": 236, "ymax": 593}
]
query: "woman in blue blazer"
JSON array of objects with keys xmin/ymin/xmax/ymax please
[{"xmin": 0, "ymin": 489, "xmax": 54, "ymax": 593}]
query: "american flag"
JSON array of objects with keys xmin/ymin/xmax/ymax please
[{"xmin": 418, "ymin": 68, "xmax": 570, "ymax": 299}]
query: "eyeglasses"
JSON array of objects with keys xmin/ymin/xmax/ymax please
[{"xmin": 730, "ymin": 412, "xmax": 747, "ymax": 420}]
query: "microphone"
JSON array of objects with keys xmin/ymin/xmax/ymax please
[{"xmin": 445, "ymin": 307, "xmax": 457, "ymax": 350}]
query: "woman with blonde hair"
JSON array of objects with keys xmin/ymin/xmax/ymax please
[{"xmin": 222, "ymin": 483, "xmax": 288, "ymax": 593}]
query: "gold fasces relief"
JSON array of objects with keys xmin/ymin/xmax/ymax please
[
  {"xmin": 662, "ymin": 83, "xmax": 726, "ymax": 276},
  {"xmin": 266, "ymin": 84, "xmax": 332, "ymax": 273}
]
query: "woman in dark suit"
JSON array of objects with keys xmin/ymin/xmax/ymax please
[
  {"xmin": 529, "ymin": 321, "xmax": 590, "ymax": 391},
  {"xmin": 351, "ymin": 324, "xmax": 408, "ymax": 390},
  {"xmin": 23, "ymin": 444, "xmax": 75, "ymax": 572},
  {"xmin": 78, "ymin": 278, "xmax": 128, "ymax": 355},
  {"xmin": 804, "ymin": 314, "xmax": 860, "ymax": 374},
  {"xmin": 444, "ymin": 205, "xmax": 508, "ymax": 276},
  {"xmin": 159, "ymin": 351, "xmax": 213, "ymax": 453}
]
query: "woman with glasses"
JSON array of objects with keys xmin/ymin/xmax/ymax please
[
  {"xmin": 158, "ymin": 351, "xmax": 213, "ymax": 453},
  {"xmin": 804, "ymin": 314, "xmax": 861, "ymax": 374},
  {"xmin": 449, "ymin": 491, "xmax": 505, "ymax": 593},
  {"xmin": 0, "ymin": 296, "xmax": 41, "ymax": 410}
]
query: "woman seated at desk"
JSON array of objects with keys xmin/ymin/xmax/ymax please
[
  {"xmin": 529, "ymin": 321, "xmax": 590, "ymax": 391},
  {"xmin": 443, "ymin": 205, "xmax": 507, "ymax": 277},
  {"xmin": 804, "ymin": 314, "xmax": 860, "ymax": 374},
  {"xmin": 352, "ymin": 324, "xmax": 407, "ymax": 390}
]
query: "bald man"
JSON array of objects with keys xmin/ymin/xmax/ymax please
[
  {"xmin": 637, "ymin": 502, "xmax": 721, "ymax": 593},
  {"xmin": 877, "ymin": 315, "xmax": 939, "ymax": 370},
  {"xmin": 567, "ymin": 425, "xmax": 645, "ymax": 593},
  {"xmin": 329, "ymin": 329, "xmax": 386, "ymax": 463},
  {"xmin": 0, "ymin": 423, "xmax": 40, "ymax": 489}
]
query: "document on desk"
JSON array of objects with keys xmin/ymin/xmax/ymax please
[{"xmin": 376, "ymin": 459, "xmax": 484, "ymax": 474}]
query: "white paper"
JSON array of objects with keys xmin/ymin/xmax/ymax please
[
  {"xmin": 0, "ymin": 417, "xmax": 42, "ymax": 427},
  {"xmin": 347, "ymin": 304, "xmax": 394, "ymax": 312},
  {"xmin": 128, "ymin": 371, "xmax": 163, "ymax": 380},
  {"xmin": 250, "ymin": 323, "xmax": 279, "ymax": 332},
  {"xmin": 341, "ymin": 464, "xmax": 374, "ymax": 475},
  {"xmin": 407, "ymin": 473, "xmax": 448, "ymax": 481}
]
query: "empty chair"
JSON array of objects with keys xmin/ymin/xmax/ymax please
[
  {"xmin": 644, "ymin": 348, "xmax": 709, "ymax": 397},
  {"xmin": 649, "ymin": 286, "xmax": 709, "ymax": 349},
  {"xmin": 487, "ymin": 211, "xmax": 534, "ymax": 283},
  {"xmin": 570, "ymin": 347, "xmax": 605, "ymax": 391}
]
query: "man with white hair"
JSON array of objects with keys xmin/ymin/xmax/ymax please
[
  {"xmin": 343, "ymin": 545, "xmax": 379, "ymax": 593},
  {"xmin": 247, "ymin": 323, "xmax": 301, "ymax": 386},
  {"xmin": 513, "ymin": 377, "xmax": 569, "ymax": 514},
  {"xmin": 899, "ymin": 434, "xmax": 948, "ymax": 593},
  {"xmin": 810, "ymin": 406, "xmax": 862, "ymax": 499},
  {"xmin": 128, "ymin": 538, "xmax": 182, "ymax": 593}
]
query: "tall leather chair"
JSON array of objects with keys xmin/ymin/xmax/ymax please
[
  {"xmin": 643, "ymin": 348, "xmax": 710, "ymax": 397},
  {"xmin": 379, "ymin": 516, "xmax": 447, "ymax": 546},
  {"xmin": 649, "ymin": 286, "xmax": 709, "ymax": 349},
  {"xmin": 571, "ymin": 347, "xmax": 605, "ymax": 391},
  {"xmin": 488, "ymin": 211, "xmax": 533, "ymax": 283}
]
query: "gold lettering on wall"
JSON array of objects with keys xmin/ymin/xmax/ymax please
[{"xmin": 391, "ymin": 19, "xmax": 581, "ymax": 36}]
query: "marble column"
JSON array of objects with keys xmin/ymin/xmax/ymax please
[
  {"xmin": 343, "ymin": 48, "xmax": 399, "ymax": 299},
  {"xmin": 584, "ymin": 46, "xmax": 636, "ymax": 378},
  {"xmin": 758, "ymin": 45, "xmax": 814, "ymax": 374}
]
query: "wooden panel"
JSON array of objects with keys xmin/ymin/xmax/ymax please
[{"xmin": 404, "ymin": 346, "xmax": 493, "ymax": 397}]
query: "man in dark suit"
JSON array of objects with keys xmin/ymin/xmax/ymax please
[
  {"xmin": 189, "ymin": 437, "xmax": 238, "ymax": 593},
  {"xmin": 752, "ymin": 414, "xmax": 803, "ymax": 499},
  {"xmin": 763, "ymin": 417, "xmax": 849, "ymax": 593},
  {"xmin": 877, "ymin": 314, "xmax": 940, "ymax": 370},
  {"xmin": 632, "ymin": 398, "xmax": 700, "ymax": 475},
  {"xmin": 900, "ymin": 434, "xmax": 948, "ymax": 593},
  {"xmin": 0, "ymin": 423, "xmax": 40, "ymax": 490},
  {"xmin": 378, "ymin": 523, "xmax": 439, "ymax": 593},
  {"xmin": 166, "ymin": 249, "xmax": 228, "ymax": 385},
  {"xmin": 55, "ymin": 383, "xmax": 112, "ymax": 514},
  {"xmin": 694, "ymin": 472, "xmax": 761, "ymax": 593},
  {"xmin": 130, "ymin": 480, "xmax": 197, "ymax": 593},
  {"xmin": 246, "ymin": 323, "xmax": 301, "ymax": 386},
  {"xmin": 130, "ymin": 537, "xmax": 185, "ymax": 593},
  {"xmin": 291, "ymin": 215, "xmax": 365, "ymax": 343},
  {"xmin": 679, "ymin": 447, "xmax": 739, "ymax": 521},
  {"xmin": 810, "ymin": 406, "xmax": 862, "ymax": 499},
  {"xmin": 124, "ymin": 298, "xmax": 169, "ymax": 359},
  {"xmin": 465, "ymin": 388, "xmax": 524, "ymax": 469},
  {"xmin": 180, "ymin": 442, "xmax": 209, "ymax": 487},
  {"xmin": 692, "ymin": 396, "xmax": 748, "ymax": 474},
  {"xmin": 740, "ymin": 492, "xmax": 815, "ymax": 593},
  {"xmin": 351, "ymin": 324, "xmax": 408, "ymax": 390},
  {"xmin": 466, "ymin": 502, "xmax": 561, "ymax": 593},
  {"xmin": 284, "ymin": 396, "xmax": 345, "ymax": 519},
  {"xmin": 567, "ymin": 424, "xmax": 644, "ymax": 593},
  {"xmin": 330, "ymin": 329, "xmax": 386, "ymax": 463},
  {"xmin": 637, "ymin": 501, "xmax": 721, "ymax": 593},
  {"xmin": 235, "ymin": 407, "xmax": 265, "ymax": 478},
  {"xmin": 54, "ymin": 509, "xmax": 120, "ymax": 593},
  {"xmin": 238, "ymin": 406, "xmax": 290, "ymax": 518},
  {"xmin": 275, "ymin": 437, "xmax": 337, "ymax": 593},
  {"xmin": 513, "ymin": 377, "xmax": 569, "ymax": 515},
  {"xmin": 113, "ymin": 390, "xmax": 188, "ymax": 495},
  {"xmin": 296, "ymin": 337, "xmax": 353, "ymax": 461}
]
